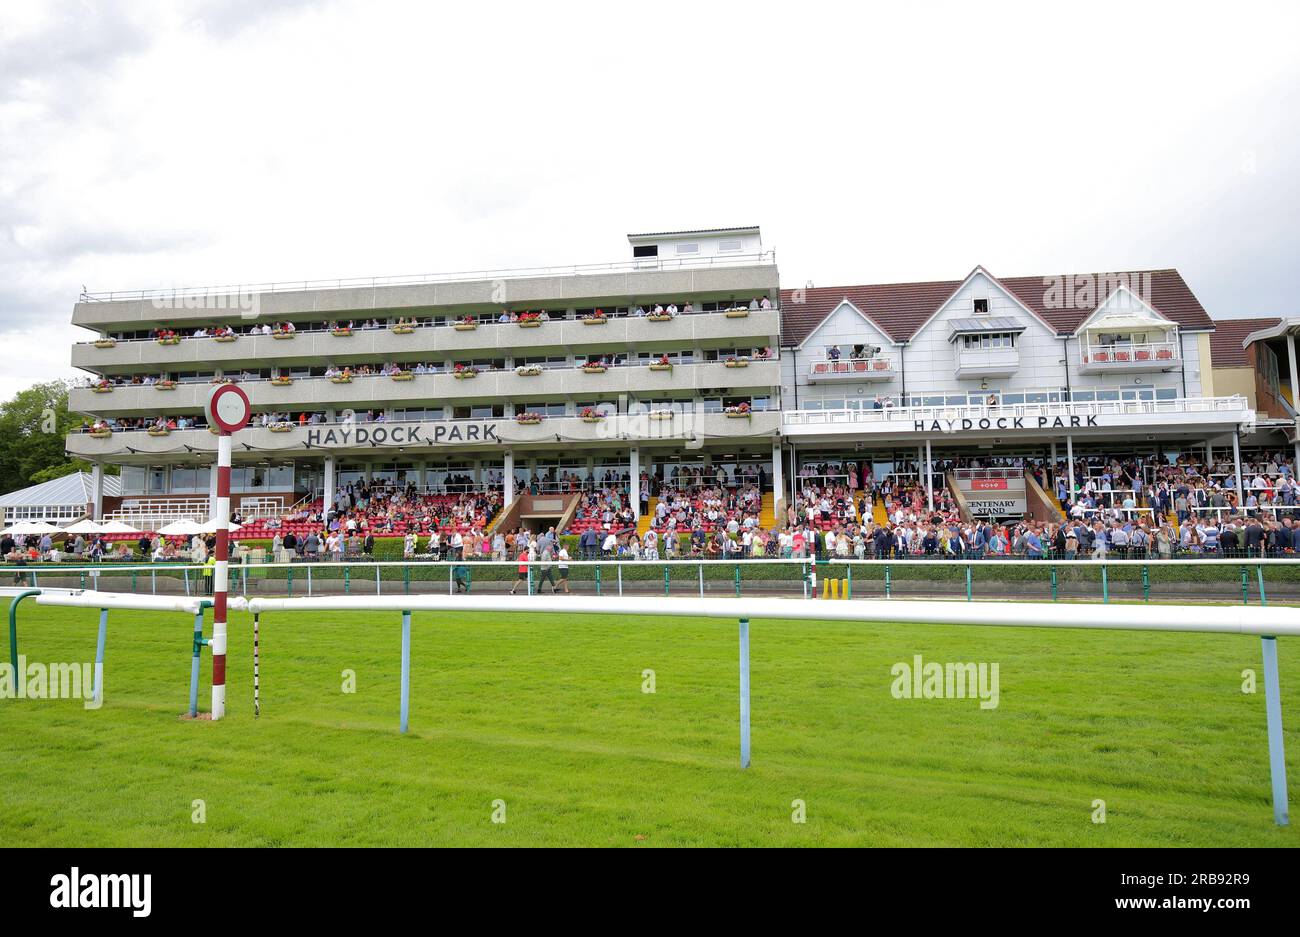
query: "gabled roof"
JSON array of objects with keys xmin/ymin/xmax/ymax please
[
  {"xmin": 1209, "ymin": 317, "xmax": 1281, "ymax": 368},
  {"xmin": 0, "ymin": 471, "xmax": 121, "ymax": 508},
  {"xmin": 626, "ymin": 226, "xmax": 759, "ymax": 240},
  {"xmin": 779, "ymin": 268, "xmax": 1213, "ymax": 346}
]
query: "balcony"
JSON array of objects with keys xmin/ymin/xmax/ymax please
[
  {"xmin": 1078, "ymin": 341, "xmax": 1180, "ymax": 375},
  {"xmin": 71, "ymin": 309, "xmax": 782, "ymax": 371},
  {"xmin": 68, "ymin": 360, "xmax": 782, "ymax": 416},
  {"xmin": 65, "ymin": 410, "xmax": 781, "ymax": 459},
  {"xmin": 807, "ymin": 355, "xmax": 895, "ymax": 383},
  {"xmin": 955, "ymin": 347, "xmax": 1018, "ymax": 379}
]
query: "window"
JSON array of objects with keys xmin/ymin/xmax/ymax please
[
  {"xmin": 675, "ymin": 243, "xmax": 699, "ymax": 254},
  {"xmin": 633, "ymin": 245, "xmax": 658, "ymax": 258},
  {"xmin": 973, "ymin": 298, "xmax": 989, "ymax": 314},
  {"xmin": 961, "ymin": 332, "xmax": 1016, "ymax": 350},
  {"xmin": 719, "ymin": 239, "xmax": 743, "ymax": 252}
]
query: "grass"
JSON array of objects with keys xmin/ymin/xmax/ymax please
[{"xmin": 0, "ymin": 598, "xmax": 1297, "ymax": 846}]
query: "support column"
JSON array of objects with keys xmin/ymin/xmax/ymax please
[
  {"xmin": 1049, "ymin": 442, "xmax": 1057, "ymax": 490},
  {"xmin": 208, "ymin": 462, "xmax": 219, "ymax": 519},
  {"xmin": 1065, "ymin": 434, "xmax": 1076, "ymax": 503},
  {"xmin": 925, "ymin": 438, "xmax": 934, "ymax": 512},
  {"xmin": 1232, "ymin": 431, "xmax": 1244, "ymax": 508},
  {"xmin": 503, "ymin": 450, "xmax": 515, "ymax": 507},
  {"xmin": 771, "ymin": 443, "xmax": 784, "ymax": 513},
  {"xmin": 630, "ymin": 447, "xmax": 641, "ymax": 519},
  {"xmin": 1288, "ymin": 335, "xmax": 1300, "ymax": 474},
  {"xmin": 91, "ymin": 462, "xmax": 104, "ymax": 521},
  {"xmin": 323, "ymin": 456, "xmax": 336, "ymax": 516},
  {"xmin": 1206, "ymin": 440, "xmax": 1213, "ymax": 468}
]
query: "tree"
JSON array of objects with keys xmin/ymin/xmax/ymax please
[{"xmin": 0, "ymin": 380, "xmax": 114, "ymax": 495}]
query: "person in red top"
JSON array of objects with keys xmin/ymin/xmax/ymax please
[{"xmin": 509, "ymin": 548, "xmax": 530, "ymax": 595}]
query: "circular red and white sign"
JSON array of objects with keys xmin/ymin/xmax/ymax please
[{"xmin": 205, "ymin": 383, "xmax": 252, "ymax": 434}]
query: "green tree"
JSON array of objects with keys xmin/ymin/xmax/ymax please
[{"xmin": 0, "ymin": 380, "xmax": 111, "ymax": 495}]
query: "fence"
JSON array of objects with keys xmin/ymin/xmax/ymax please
[{"xmin": 6, "ymin": 557, "xmax": 1299, "ymax": 605}]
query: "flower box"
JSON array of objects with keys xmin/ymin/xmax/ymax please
[
  {"xmin": 518, "ymin": 321, "xmax": 541, "ymax": 328},
  {"xmin": 646, "ymin": 314, "xmax": 673, "ymax": 322},
  {"xmin": 515, "ymin": 366, "xmax": 543, "ymax": 377},
  {"xmin": 391, "ymin": 326, "xmax": 415, "ymax": 334},
  {"xmin": 156, "ymin": 336, "xmax": 181, "ymax": 345},
  {"xmin": 214, "ymin": 335, "xmax": 237, "ymax": 343},
  {"xmin": 648, "ymin": 363, "xmax": 673, "ymax": 372},
  {"xmin": 582, "ymin": 365, "xmax": 608, "ymax": 374},
  {"xmin": 155, "ymin": 381, "xmax": 176, "ymax": 390},
  {"xmin": 725, "ymin": 411, "xmax": 753, "ymax": 419},
  {"xmin": 93, "ymin": 339, "xmax": 116, "ymax": 349},
  {"xmin": 581, "ymin": 317, "xmax": 608, "ymax": 325},
  {"xmin": 330, "ymin": 328, "xmax": 353, "ymax": 337},
  {"xmin": 209, "ymin": 426, "xmax": 221, "ymax": 434},
  {"xmin": 91, "ymin": 386, "xmax": 113, "ymax": 394},
  {"xmin": 453, "ymin": 370, "xmax": 478, "ymax": 380},
  {"xmin": 147, "ymin": 428, "xmax": 170, "ymax": 437},
  {"xmin": 329, "ymin": 376, "xmax": 353, "ymax": 384},
  {"xmin": 516, "ymin": 416, "xmax": 543, "ymax": 425},
  {"xmin": 453, "ymin": 322, "xmax": 478, "ymax": 331},
  {"xmin": 649, "ymin": 412, "xmax": 674, "ymax": 421},
  {"xmin": 581, "ymin": 416, "xmax": 605, "ymax": 423},
  {"xmin": 89, "ymin": 429, "xmax": 113, "ymax": 439},
  {"xmin": 270, "ymin": 377, "xmax": 294, "ymax": 386},
  {"xmin": 724, "ymin": 359, "xmax": 749, "ymax": 369},
  {"xmin": 268, "ymin": 424, "xmax": 294, "ymax": 433},
  {"xmin": 724, "ymin": 309, "xmax": 751, "ymax": 318},
  {"xmin": 272, "ymin": 332, "xmax": 295, "ymax": 340},
  {"xmin": 390, "ymin": 372, "xmax": 413, "ymax": 381}
]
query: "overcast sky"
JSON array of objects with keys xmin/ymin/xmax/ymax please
[{"xmin": 2, "ymin": 0, "xmax": 1298, "ymax": 400}]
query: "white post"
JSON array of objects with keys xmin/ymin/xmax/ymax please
[
  {"xmin": 91, "ymin": 462, "xmax": 104, "ymax": 521},
  {"xmin": 630, "ymin": 447, "xmax": 640, "ymax": 519},
  {"xmin": 323, "ymin": 456, "xmax": 336, "ymax": 517},
  {"xmin": 1065, "ymin": 434, "xmax": 1076, "ymax": 503},
  {"xmin": 503, "ymin": 450, "xmax": 515, "ymax": 507},
  {"xmin": 208, "ymin": 462, "xmax": 219, "ymax": 519},
  {"xmin": 1049, "ymin": 442, "xmax": 1057, "ymax": 490},
  {"xmin": 211, "ymin": 432, "xmax": 232, "ymax": 720},
  {"xmin": 1288, "ymin": 335, "xmax": 1300, "ymax": 474},
  {"xmin": 1232, "ymin": 431, "xmax": 1245, "ymax": 508},
  {"xmin": 925, "ymin": 438, "xmax": 934, "ymax": 512},
  {"xmin": 771, "ymin": 443, "xmax": 784, "ymax": 513}
]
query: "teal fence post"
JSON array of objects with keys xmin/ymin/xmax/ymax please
[
  {"xmin": 131, "ymin": 569, "xmax": 137, "ymax": 592},
  {"xmin": 345, "ymin": 565, "xmax": 351, "ymax": 595},
  {"xmin": 845, "ymin": 565, "xmax": 853, "ymax": 599},
  {"xmin": 595, "ymin": 564, "xmax": 601, "ymax": 596},
  {"xmin": 885, "ymin": 565, "xmax": 891, "ymax": 598},
  {"xmin": 1101, "ymin": 564, "xmax": 1109, "ymax": 604},
  {"xmin": 1257, "ymin": 564, "xmax": 1267, "ymax": 606},
  {"xmin": 965, "ymin": 565, "xmax": 972, "ymax": 602},
  {"xmin": 7, "ymin": 589, "xmax": 40, "ymax": 673},
  {"xmin": 404, "ymin": 564, "xmax": 410, "ymax": 595},
  {"xmin": 802, "ymin": 562, "xmax": 808, "ymax": 599},
  {"xmin": 1142, "ymin": 565, "xmax": 1150, "ymax": 603},
  {"xmin": 1240, "ymin": 565, "xmax": 1250, "ymax": 606},
  {"xmin": 663, "ymin": 565, "xmax": 670, "ymax": 596},
  {"xmin": 287, "ymin": 566, "xmax": 294, "ymax": 596},
  {"xmin": 734, "ymin": 564, "xmax": 741, "ymax": 597},
  {"xmin": 1050, "ymin": 565, "xmax": 1058, "ymax": 602},
  {"xmin": 80, "ymin": 571, "xmax": 87, "ymax": 589}
]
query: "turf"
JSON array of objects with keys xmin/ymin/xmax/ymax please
[{"xmin": 0, "ymin": 599, "xmax": 1297, "ymax": 846}]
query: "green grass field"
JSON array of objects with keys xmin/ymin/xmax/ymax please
[{"xmin": 1, "ymin": 598, "xmax": 1297, "ymax": 846}]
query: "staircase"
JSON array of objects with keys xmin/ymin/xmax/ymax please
[
  {"xmin": 758, "ymin": 492, "xmax": 776, "ymax": 528},
  {"xmin": 1024, "ymin": 471, "xmax": 1065, "ymax": 522},
  {"xmin": 637, "ymin": 497, "xmax": 658, "ymax": 536},
  {"xmin": 871, "ymin": 493, "xmax": 889, "ymax": 526}
]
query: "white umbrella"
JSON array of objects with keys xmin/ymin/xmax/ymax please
[
  {"xmin": 62, "ymin": 519, "xmax": 105, "ymax": 534},
  {"xmin": 157, "ymin": 520, "xmax": 205, "ymax": 536},
  {"xmin": 97, "ymin": 520, "xmax": 142, "ymax": 534},
  {"xmin": 199, "ymin": 518, "xmax": 242, "ymax": 533},
  {"xmin": 1, "ymin": 521, "xmax": 61, "ymax": 536}
]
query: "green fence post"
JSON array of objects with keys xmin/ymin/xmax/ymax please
[
  {"xmin": 1142, "ymin": 565, "xmax": 1150, "ymax": 603},
  {"xmin": 131, "ymin": 569, "xmax": 137, "ymax": 592},
  {"xmin": 287, "ymin": 566, "xmax": 294, "ymax": 596},
  {"xmin": 734, "ymin": 564, "xmax": 741, "ymax": 597},
  {"xmin": 1050, "ymin": 564, "xmax": 1058, "ymax": 602},
  {"xmin": 7, "ymin": 589, "xmax": 41, "ymax": 673},
  {"xmin": 80, "ymin": 571, "xmax": 87, "ymax": 589},
  {"xmin": 1240, "ymin": 565, "xmax": 1250, "ymax": 606},
  {"xmin": 1257, "ymin": 564, "xmax": 1267, "ymax": 606},
  {"xmin": 404, "ymin": 564, "xmax": 410, "ymax": 595},
  {"xmin": 846, "ymin": 565, "xmax": 853, "ymax": 599},
  {"xmin": 802, "ymin": 562, "xmax": 809, "ymax": 599},
  {"xmin": 527, "ymin": 565, "xmax": 533, "ymax": 596},
  {"xmin": 344, "ymin": 565, "xmax": 351, "ymax": 595},
  {"xmin": 595, "ymin": 564, "xmax": 602, "ymax": 596},
  {"xmin": 1101, "ymin": 564, "xmax": 1109, "ymax": 604},
  {"xmin": 965, "ymin": 565, "xmax": 972, "ymax": 602},
  {"xmin": 885, "ymin": 565, "xmax": 891, "ymax": 598},
  {"xmin": 663, "ymin": 565, "xmax": 670, "ymax": 596}
]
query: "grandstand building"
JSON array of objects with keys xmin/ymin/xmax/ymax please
[{"xmin": 64, "ymin": 226, "xmax": 1298, "ymax": 535}]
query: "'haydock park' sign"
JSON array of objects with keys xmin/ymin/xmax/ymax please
[
  {"xmin": 306, "ymin": 422, "xmax": 500, "ymax": 448},
  {"xmin": 915, "ymin": 414, "xmax": 1100, "ymax": 433}
]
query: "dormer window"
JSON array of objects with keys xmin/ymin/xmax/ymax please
[{"xmin": 973, "ymin": 298, "xmax": 989, "ymax": 315}]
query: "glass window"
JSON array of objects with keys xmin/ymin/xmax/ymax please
[{"xmin": 675, "ymin": 243, "xmax": 699, "ymax": 254}]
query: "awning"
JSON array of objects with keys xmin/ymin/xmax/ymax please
[
  {"xmin": 1081, "ymin": 315, "xmax": 1172, "ymax": 332},
  {"xmin": 948, "ymin": 317, "xmax": 1026, "ymax": 341}
]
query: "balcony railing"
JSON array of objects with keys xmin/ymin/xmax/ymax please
[
  {"xmin": 79, "ymin": 251, "xmax": 778, "ymax": 303},
  {"xmin": 1080, "ymin": 341, "xmax": 1179, "ymax": 369},
  {"xmin": 807, "ymin": 356, "xmax": 895, "ymax": 383}
]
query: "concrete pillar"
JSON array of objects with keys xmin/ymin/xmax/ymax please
[
  {"xmin": 504, "ymin": 450, "xmax": 515, "ymax": 507},
  {"xmin": 1049, "ymin": 441, "xmax": 1057, "ymax": 489},
  {"xmin": 630, "ymin": 447, "xmax": 641, "ymax": 519},
  {"xmin": 1065, "ymin": 434, "xmax": 1076, "ymax": 503},
  {"xmin": 1232, "ymin": 431, "xmax": 1244, "ymax": 509},
  {"xmin": 925, "ymin": 438, "xmax": 934, "ymax": 512},
  {"xmin": 771, "ymin": 443, "xmax": 784, "ymax": 506},
  {"xmin": 1288, "ymin": 334, "xmax": 1300, "ymax": 410},
  {"xmin": 91, "ymin": 462, "xmax": 104, "ymax": 521},
  {"xmin": 1206, "ymin": 440, "xmax": 1213, "ymax": 468},
  {"xmin": 324, "ymin": 456, "xmax": 336, "ymax": 515},
  {"xmin": 208, "ymin": 462, "xmax": 219, "ymax": 519}
]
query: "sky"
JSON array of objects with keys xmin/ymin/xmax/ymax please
[{"xmin": 2, "ymin": 0, "xmax": 1298, "ymax": 401}]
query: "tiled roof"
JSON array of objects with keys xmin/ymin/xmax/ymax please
[
  {"xmin": 626, "ymin": 226, "xmax": 759, "ymax": 239},
  {"xmin": 779, "ymin": 268, "xmax": 1214, "ymax": 346},
  {"xmin": 1209, "ymin": 317, "xmax": 1279, "ymax": 368}
]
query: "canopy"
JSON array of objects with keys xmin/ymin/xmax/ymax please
[
  {"xmin": 97, "ymin": 520, "xmax": 142, "ymax": 534},
  {"xmin": 1, "ymin": 521, "xmax": 61, "ymax": 536},
  {"xmin": 62, "ymin": 520, "xmax": 105, "ymax": 534},
  {"xmin": 157, "ymin": 520, "xmax": 205, "ymax": 536},
  {"xmin": 199, "ymin": 518, "xmax": 242, "ymax": 533},
  {"xmin": 1081, "ymin": 315, "xmax": 1171, "ymax": 332}
]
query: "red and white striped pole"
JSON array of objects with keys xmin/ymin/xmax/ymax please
[{"xmin": 205, "ymin": 384, "xmax": 251, "ymax": 721}]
